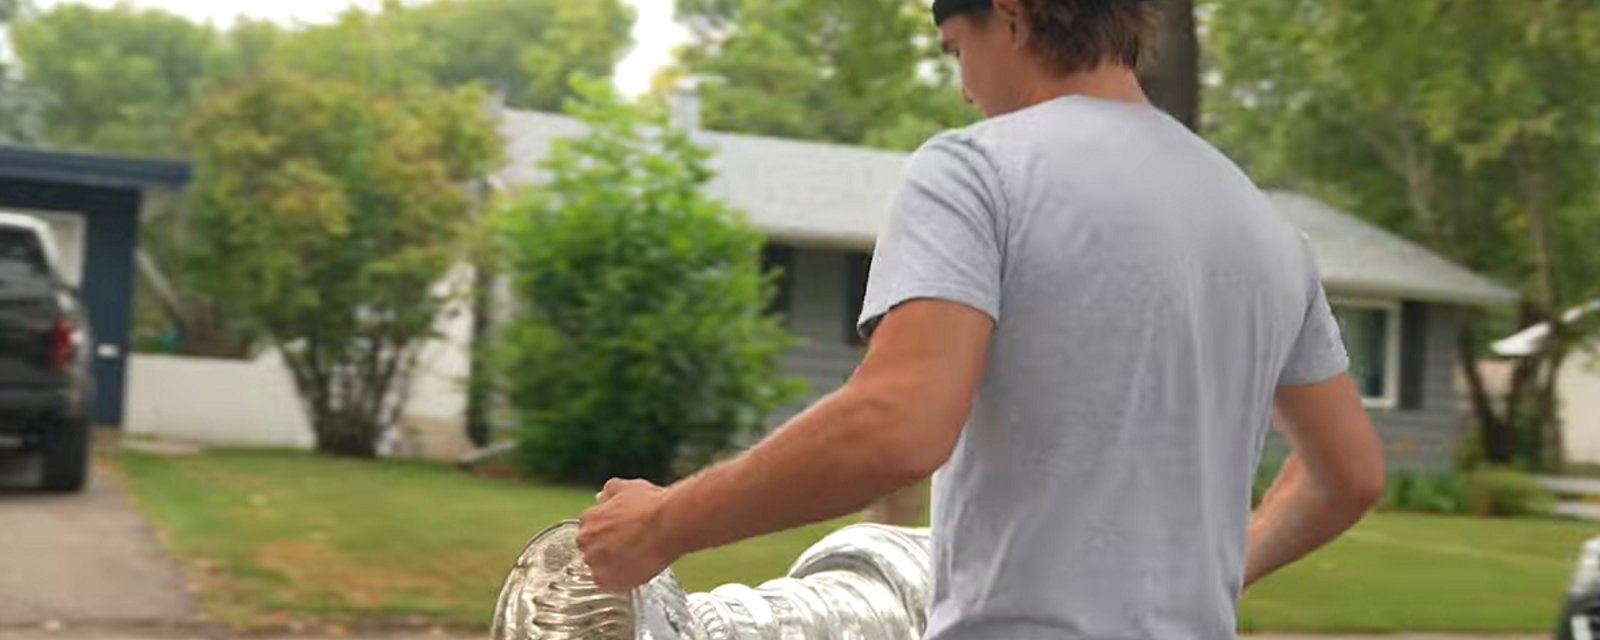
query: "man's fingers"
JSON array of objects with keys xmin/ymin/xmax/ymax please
[
  {"xmin": 598, "ymin": 477, "xmax": 644, "ymax": 502},
  {"xmin": 598, "ymin": 477, "xmax": 626, "ymax": 501}
]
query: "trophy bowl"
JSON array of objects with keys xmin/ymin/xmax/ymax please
[{"xmin": 491, "ymin": 520, "xmax": 933, "ymax": 640}]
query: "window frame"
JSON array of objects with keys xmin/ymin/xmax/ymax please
[{"xmin": 1330, "ymin": 296, "xmax": 1404, "ymax": 410}]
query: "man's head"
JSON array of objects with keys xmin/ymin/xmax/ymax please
[{"xmin": 934, "ymin": 0, "xmax": 1157, "ymax": 117}]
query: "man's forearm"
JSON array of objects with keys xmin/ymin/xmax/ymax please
[
  {"xmin": 654, "ymin": 385, "xmax": 927, "ymax": 559},
  {"xmin": 1244, "ymin": 456, "xmax": 1374, "ymax": 588}
]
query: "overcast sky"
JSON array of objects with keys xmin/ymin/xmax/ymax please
[{"xmin": 28, "ymin": 0, "xmax": 689, "ymax": 96}]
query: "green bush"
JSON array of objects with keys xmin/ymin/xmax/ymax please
[
  {"xmin": 1375, "ymin": 467, "xmax": 1553, "ymax": 518},
  {"xmin": 1381, "ymin": 470, "xmax": 1472, "ymax": 515},
  {"xmin": 496, "ymin": 79, "xmax": 804, "ymax": 485},
  {"xmin": 1467, "ymin": 466, "xmax": 1554, "ymax": 518}
]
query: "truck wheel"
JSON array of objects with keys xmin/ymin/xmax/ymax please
[{"xmin": 41, "ymin": 419, "xmax": 88, "ymax": 493}]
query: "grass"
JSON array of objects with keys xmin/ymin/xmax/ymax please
[
  {"xmin": 112, "ymin": 450, "xmax": 846, "ymax": 631},
  {"xmin": 115, "ymin": 449, "xmax": 1598, "ymax": 633},
  {"xmin": 1240, "ymin": 511, "xmax": 1594, "ymax": 633}
]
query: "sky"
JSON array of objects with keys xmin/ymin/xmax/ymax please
[{"xmin": 27, "ymin": 0, "xmax": 690, "ymax": 96}]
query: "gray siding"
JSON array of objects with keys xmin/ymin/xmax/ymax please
[
  {"xmin": 1264, "ymin": 303, "xmax": 1467, "ymax": 471},
  {"xmin": 767, "ymin": 246, "xmax": 865, "ymax": 427},
  {"xmin": 1374, "ymin": 304, "xmax": 1468, "ymax": 470}
]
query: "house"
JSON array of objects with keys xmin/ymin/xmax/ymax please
[
  {"xmin": 485, "ymin": 110, "xmax": 1519, "ymax": 470},
  {"xmin": 1488, "ymin": 301, "xmax": 1600, "ymax": 466},
  {"xmin": 115, "ymin": 107, "xmax": 1517, "ymax": 469},
  {"xmin": 1259, "ymin": 193, "xmax": 1517, "ymax": 469},
  {"xmin": 0, "ymin": 145, "xmax": 189, "ymax": 425}
]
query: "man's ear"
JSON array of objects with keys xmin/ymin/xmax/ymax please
[{"xmin": 992, "ymin": 0, "xmax": 1027, "ymax": 48}]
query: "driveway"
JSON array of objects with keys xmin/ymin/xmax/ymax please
[{"xmin": 0, "ymin": 453, "xmax": 199, "ymax": 629}]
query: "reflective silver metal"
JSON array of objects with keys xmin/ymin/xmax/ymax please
[{"xmin": 492, "ymin": 520, "xmax": 933, "ymax": 640}]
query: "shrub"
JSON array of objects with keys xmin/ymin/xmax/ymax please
[
  {"xmin": 186, "ymin": 71, "xmax": 500, "ymax": 457},
  {"xmin": 496, "ymin": 79, "xmax": 804, "ymax": 485},
  {"xmin": 1381, "ymin": 470, "xmax": 1472, "ymax": 515},
  {"xmin": 1467, "ymin": 466, "xmax": 1555, "ymax": 518}
]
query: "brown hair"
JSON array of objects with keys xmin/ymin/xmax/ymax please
[{"xmin": 1012, "ymin": 0, "xmax": 1159, "ymax": 74}]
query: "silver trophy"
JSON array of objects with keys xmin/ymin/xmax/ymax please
[{"xmin": 491, "ymin": 520, "xmax": 933, "ymax": 639}]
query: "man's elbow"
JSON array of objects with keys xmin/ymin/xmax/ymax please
[
  {"xmin": 1349, "ymin": 466, "xmax": 1386, "ymax": 510},
  {"xmin": 1332, "ymin": 457, "xmax": 1386, "ymax": 513},
  {"xmin": 846, "ymin": 393, "xmax": 954, "ymax": 485}
]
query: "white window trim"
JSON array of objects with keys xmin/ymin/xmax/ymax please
[{"xmin": 1330, "ymin": 297, "xmax": 1403, "ymax": 411}]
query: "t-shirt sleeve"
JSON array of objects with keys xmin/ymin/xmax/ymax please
[
  {"xmin": 1278, "ymin": 247, "xmax": 1350, "ymax": 386},
  {"xmin": 856, "ymin": 132, "xmax": 1006, "ymax": 340}
]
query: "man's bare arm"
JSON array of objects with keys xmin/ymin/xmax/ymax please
[
  {"xmin": 653, "ymin": 300, "xmax": 992, "ymax": 559},
  {"xmin": 1245, "ymin": 374, "xmax": 1385, "ymax": 588}
]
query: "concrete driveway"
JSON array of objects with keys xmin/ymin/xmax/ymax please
[{"xmin": 0, "ymin": 454, "xmax": 199, "ymax": 629}]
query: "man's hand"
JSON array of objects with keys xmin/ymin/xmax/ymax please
[{"xmin": 577, "ymin": 478, "xmax": 679, "ymax": 593}]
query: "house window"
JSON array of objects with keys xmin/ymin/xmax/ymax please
[
  {"xmin": 1331, "ymin": 299, "xmax": 1402, "ymax": 409},
  {"xmin": 844, "ymin": 252, "xmax": 872, "ymax": 346},
  {"xmin": 761, "ymin": 244, "xmax": 794, "ymax": 321}
]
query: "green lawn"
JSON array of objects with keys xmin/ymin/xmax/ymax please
[
  {"xmin": 113, "ymin": 450, "xmax": 847, "ymax": 630},
  {"xmin": 115, "ymin": 450, "xmax": 1596, "ymax": 633}
]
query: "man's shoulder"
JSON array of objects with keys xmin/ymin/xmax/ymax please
[{"xmin": 920, "ymin": 97, "xmax": 1138, "ymax": 165}]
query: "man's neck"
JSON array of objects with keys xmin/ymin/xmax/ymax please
[{"xmin": 1014, "ymin": 63, "xmax": 1149, "ymax": 111}]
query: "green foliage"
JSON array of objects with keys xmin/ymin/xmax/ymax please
[
  {"xmin": 673, "ymin": 0, "xmax": 977, "ymax": 149},
  {"xmin": 0, "ymin": 0, "xmax": 45, "ymax": 146},
  {"xmin": 254, "ymin": 0, "xmax": 633, "ymax": 110},
  {"xmin": 1207, "ymin": 0, "xmax": 1600, "ymax": 468},
  {"xmin": 395, "ymin": 0, "xmax": 634, "ymax": 111},
  {"xmin": 1468, "ymin": 466, "xmax": 1555, "ymax": 518},
  {"xmin": 497, "ymin": 78, "xmax": 803, "ymax": 485},
  {"xmin": 1381, "ymin": 471, "xmax": 1473, "ymax": 515},
  {"xmin": 10, "ymin": 3, "xmax": 217, "ymax": 156},
  {"xmin": 184, "ymin": 71, "xmax": 500, "ymax": 457},
  {"xmin": 7, "ymin": 0, "xmax": 631, "ymax": 155},
  {"xmin": 1378, "ymin": 467, "xmax": 1554, "ymax": 518}
]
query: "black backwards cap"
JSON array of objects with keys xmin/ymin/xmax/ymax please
[
  {"xmin": 932, "ymin": 0, "xmax": 1154, "ymax": 26},
  {"xmin": 931, "ymin": 0, "xmax": 992, "ymax": 26}
]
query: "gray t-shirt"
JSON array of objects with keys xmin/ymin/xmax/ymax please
[{"xmin": 857, "ymin": 95, "xmax": 1349, "ymax": 640}]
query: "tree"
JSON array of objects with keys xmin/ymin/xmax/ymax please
[
  {"xmin": 673, "ymin": 0, "xmax": 976, "ymax": 149},
  {"xmin": 1207, "ymin": 0, "xmax": 1600, "ymax": 469},
  {"xmin": 497, "ymin": 78, "xmax": 803, "ymax": 485},
  {"xmin": 10, "ymin": 3, "xmax": 217, "ymax": 156},
  {"xmin": 8, "ymin": 0, "xmax": 632, "ymax": 156},
  {"xmin": 185, "ymin": 71, "xmax": 500, "ymax": 457},
  {"xmin": 1140, "ymin": 0, "xmax": 1200, "ymax": 130},
  {"xmin": 271, "ymin": 0, "xmax": 632, "ymax": 110},
  {"xmin": 0, "ymin": 0, "xmax": 47, "ymax": 144},
  {"xmin": 394, "ymin": 0, "xmax": 634, "ymax": 111}
]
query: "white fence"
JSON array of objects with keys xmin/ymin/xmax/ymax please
[
  {"xmin": 123, "ymin": 266, "xmax": 479, "ymax": 459},
  {"xmin": 125, "ymin": 352, "xmax": 315, "ymax": 449}
]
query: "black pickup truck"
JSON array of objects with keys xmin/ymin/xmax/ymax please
[{"xmin": 0, "ymin": 213, "xmax": 93, "ymax": 492}]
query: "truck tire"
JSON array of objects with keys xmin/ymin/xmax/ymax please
[{"xmin": 41, "ymin": 418, "xmax": 88, "ymax": 493}]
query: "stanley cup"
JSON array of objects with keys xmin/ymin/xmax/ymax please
[{"xmin": 491, "ymin": 520, "xmax": 934, "ymax": 639}]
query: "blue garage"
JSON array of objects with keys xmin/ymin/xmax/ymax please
[{"xmin": 0, "ymin": 145, "xmax": 189, "ymax": 426}]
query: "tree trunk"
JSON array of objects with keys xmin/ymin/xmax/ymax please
[
  {"xmin": 1517, "ymin": 142, "xmax": 1565, "ymax": 471},
  {"xmin": 1538, "ymin": 350, "xmax": 1567, "ymax": 471},
  {"xmin": 1457, "ymin": 316, "xmax": 1516, "ymax": 464},
  {"xmin": 1139, "ymin": 0, "xmax": 1200, "ymax": 131},
  {"xmin": 466, "ymin": 264, "xmax": 495, "ymax": 448},
  {"xmin": 315, "ymin": 409, "xmax": 380, "ymax": 458}
]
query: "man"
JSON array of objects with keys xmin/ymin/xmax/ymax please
[{"xmin": 577, "ymin": 0, "xmax": 1386, "ymax": 637}]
